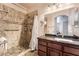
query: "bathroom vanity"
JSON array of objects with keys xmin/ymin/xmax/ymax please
[{"xmin": 38, "ymin": 34, "xmax": 79, "ymax": 56}]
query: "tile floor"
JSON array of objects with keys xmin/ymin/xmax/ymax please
[
  {"xmin": 5, "ymin": 46, "xmax": 26, "ymax": 56},
  {"xmin": 2, "ymin": 46, "xmax": 38, "ymax": 56},
  {"xmin": 24, "ymin": 51, "xmax": 38, "ymax": 56}
]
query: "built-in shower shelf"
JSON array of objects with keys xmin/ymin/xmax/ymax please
[
  {"xmin": 0, "ymin": 9, "xmax": 8, "ymax": 13},
  {"xmin": 4, "ymin": 29, "xmax": 19, "ymax": 31}
]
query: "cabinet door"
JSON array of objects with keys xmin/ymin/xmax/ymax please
[
  {"xmin": 38, "ymin": 44, "xmax": 47, "ymax": 52},
  {"xmin": 38, "ymin": 50, "xmax": 47, "ymax": 56},
  {"xmin": 48, "ymin": 48, "xmax": 62, "ymax": 56}
]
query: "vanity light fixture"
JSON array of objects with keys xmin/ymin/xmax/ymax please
[
  {"xmin": 46, "ymin": 4, "xmax": 56, "ymax": 11},
  {"xmin": 46, "ymin": 4, "xmax": 51, "ymax": 11}
]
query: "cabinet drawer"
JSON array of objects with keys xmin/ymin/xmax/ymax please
[
  {"xmin": 48, "ymin": 48, "xmax": 62, "ymax": 56},
  {"xmin": 38, "ymin": 45, "xmax": 47, "ymax": 52},
  {"xmin": 39, "ymin": 39, "xmax": 47, "ymax": 46},
  {"xmin": 64, "ymin": 46, "xmax": 79, "ymax": 55},
  {"xmin": 48, "ymin": 42, "xmax": 62, "ymax": 50},
  {"xmin": 38, "ymin": 50, "xmax": 46, "ymax": 56},
  {"xmin": 63, "ymin": 53, "xmax": 74, "ymax": 56}
]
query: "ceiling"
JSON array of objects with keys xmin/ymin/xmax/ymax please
[
  {"xmin": 2, "ymin": 3, "xmax": 75, "ymax": 14},
  {"xmin": 13, "ymin": 3, "xmax": 50, "ymax": 13},
  {"xmin": 12, "ymin": 3, "xmax": 74, "ymax": 14}
]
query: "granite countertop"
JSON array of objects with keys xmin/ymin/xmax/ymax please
[{"xmin": 38, "ymin": 34, "xmax": 79, "ymax": 46}]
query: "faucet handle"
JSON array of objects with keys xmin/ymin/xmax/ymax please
[{"xmin": 61, "ymin": 33, "xmax": 64, "ymax": 38}]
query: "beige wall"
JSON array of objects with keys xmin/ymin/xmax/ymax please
[
  {"xmin": 19, "ymin": 11, "xmax": 37, "ymax": 49},
  {"xmin": 37, "ymin": 8, "xmax": 49, "ymax": 36},
  {"xmin": 0, "ymin": 4, "xmax": 25, "ymax": 49}
]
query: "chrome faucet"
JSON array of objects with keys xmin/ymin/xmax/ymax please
[
  {"xmin": 56, "ymin": 32, "xmax": 64, "ymax": 38},
  {"xmin": 56, "ymin": 32, "xmax": 60, "ymax": 36}
]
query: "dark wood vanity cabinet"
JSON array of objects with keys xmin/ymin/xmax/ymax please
[
  {"xmin": 38, "ymin": 38, "xmax": 62, "ymax": 56},
  {"xmin": 38, "ymin": 38, "xmax": 79, "ymax": 56}
]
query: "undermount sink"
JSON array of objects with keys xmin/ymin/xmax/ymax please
[{"xmin": 54, "ymin": 38, "xmax": 73, "ymax": 42}]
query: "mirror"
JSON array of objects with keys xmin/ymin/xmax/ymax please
[{"xmin": 55, "ymin": 15, "xmax": 68, "ymax": 35}]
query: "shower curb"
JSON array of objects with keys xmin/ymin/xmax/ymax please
[{"xmin": 18, "ymin": 49, "xmax": 31, "ymax": 56}]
